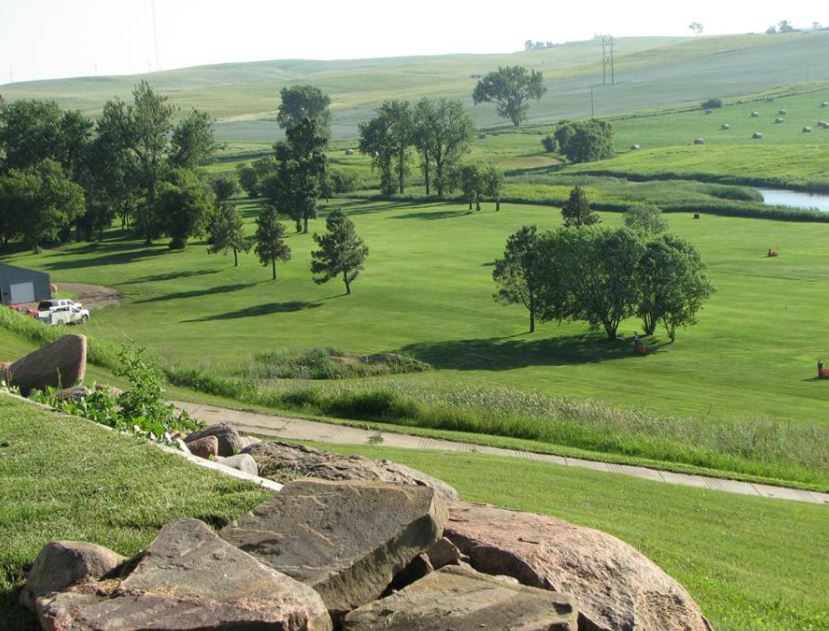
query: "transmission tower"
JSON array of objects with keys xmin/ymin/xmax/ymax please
[{"xmin": 600, "ymin": 35, "xmax": 615, "ymax": 85}]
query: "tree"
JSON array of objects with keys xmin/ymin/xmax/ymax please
[
  {"xmin": 636, "ymin": 234, "xmax": 713, "ymax": 339},
  {"xmin": 170, "ymin": 109, "xmax": 218, "ymax": 169},
  {"xmin": 541, "ymin": 134, "xmax": 557, "ymax": 153},
  {"xmin": 412, "ymin": 99, "xmax": 474, "ymax": 197},
  {"xmin": 153, "ymin": 169, "xmax": 215, "ymax": 249},
  {"xmin": 358, "ymin": 114, "xmax": 395, "ymax": 196},
  {"xmin": 209, "ymin": 202, "xmax": 249, "ymax": 266},
  {"xmin": 561, "ymin": 186, "xmax": 599, "ymax": 227},
  {"xmin": 554, "ymin": 119, "xmax": 615, "ymax": 163},
  {"xmin": 269, "ymin": 117, "xmax": 327, "ymax": 233},
  {"xmin": 624, "ymin": 204, "xmax": 668, "ymax": 237},
  {"xmin": 472, "ymin": 66, "xmax": 546, "ymax": 127},
  {"xmin": 212, "ymin": 173, "xmax": 239, "ymax": 204},
  {"xmin": 129, "ymin": 80, "xmax": 177, "ymax": 243},
  {"xmin": 310, "ymin": 209, "xmax": 368, "ymax": 295},
  {"xmin": 236, "ymin": 163, "xmax": 259, "ymax": 197},
  {"xmin": 483, "ymin": 164, "xmax": 505, "ymax": 211},
  {"xmin": 359, "ymin": 100, "xmax": 413, "ymax": 195},
  {"xmin": 254, "ymin": 204, "xmax": 291, "ymax": 280},
  {"xmin": 0, "ymin": 99, "xmax": 63, "ymax": 170},
  {"xmin": 454, "ymin": 163, "xmax": 486, "ymax": 210},
  {"xmin": 277, "ymin": 85, "xmax": 332, "ymax": 137},
  {"xmin": 412, "ymin": 99, "xmax": 435, "ymax": 194},
  {"xmin": 778, "ymin": 20, "xmax": 794, "ymax": 33},
  {"xmin": 537, "ymin": 227, "xmax": 644, "ymax": 340},
  {"xmin": 493, "ymin": 225, "xmax": 544, "ymax": 332},
  {"xmin": 0, "ymin": 159, "xmax": 84, "ymax": 252},
  {"xmin": 689, "ymin": 22, "xmax": 704, "ymax": 35}
]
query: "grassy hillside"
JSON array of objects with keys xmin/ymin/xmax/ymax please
[
  {"xmin": 3, "ymin": 32, "xmax": 829, "ymax": 143},
  {"xmin": 3, "ymin": 198, "xmax": 829, "ymax": 487}
]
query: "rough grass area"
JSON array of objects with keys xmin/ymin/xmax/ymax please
[
  {"xmin": 313, "ymin": 442, "xmax": 829, "ymax": 631},
  {"xmin": 0, "ymin": 394, "xmax": 270, "ymax": 631},
  {"xmin": 244, "ymin": 347, "xmax": 430, "ymax": 380}
]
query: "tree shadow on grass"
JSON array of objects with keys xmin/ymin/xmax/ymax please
[
  {"xmin": 135, "ymin": 283, "xmax": 259, "ymax": 304},
  {"xmin": 42, "ymin": 245, "xmax": 165, "ymax": 271},
  {"xmin": 399, "ymin": 333, "xmax": 632, "ymax": 371},
  {"xmin": 128, "ymin": 269, "xmax": 222, "ymax": 284},
  {"xmin": 391, "ymin": 209, "xmax": 473, "ymax": 220},
  {"xmin": 182, "ymin": 300, "xmax": 322, "ymax": 322}
]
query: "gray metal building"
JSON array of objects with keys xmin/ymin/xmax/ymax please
[{"xmin": 0, "ymin": 264, "xmax": 51, "ymax": 305}]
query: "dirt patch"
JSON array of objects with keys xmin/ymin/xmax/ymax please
[{"xmin": 54, "ymin": 283, "xmax": 121, "ymax": 311}]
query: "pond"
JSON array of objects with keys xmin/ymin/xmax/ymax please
[{"xmin": 758, "ymin": 188, "xmax": 829, "ymax": 212}]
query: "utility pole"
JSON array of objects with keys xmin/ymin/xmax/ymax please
[{"xmin": 601, "ymin": 35, "xmax": 615, "ymax": 85}]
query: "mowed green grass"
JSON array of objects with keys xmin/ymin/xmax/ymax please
[
  {"xmin": 1, "ymin": 394, "xmax": 826, "ymax": 631},
  {"xmin": 5, "ymin": 199, "xmax": 829, "ymax": 429}
]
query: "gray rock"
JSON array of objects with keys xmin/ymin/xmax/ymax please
[
  {"xmin": 7, "ymin": 335, "xmax": 87, "ymax": 395},
  {"xmin": 343, "ymin": 565, "xmax": 578, "ymax": 631},
  {"xmin": 426, "ymin": 536, "xmax": 464, "ymax": 569},
  {"xmin": 20, "ymin": 541, "xmax": 125, "ymax": 610},
  {"xmin": 37, "ymin": 518, "xmax": 332, "ymax": 631},
  {"xmin": 445, "ymin": 502, "xmax": 713, "ymax": 631},
  {"xmin": 220, "ymin": 479, "xmax": 448, "ymax": 622},
  {"xmin": 185, "ymin": 422, "xmax": 241, "ymax": 456},
  {"xmin": 216, "ymin": 453, "xmax": 259, "ymax": 476},
  {"xmin": 56, "ymin": 384, "xmax": 91, "ymax": 402},
  {"xmin": 238, "ymin": 435, "xmax": 262, "ymax": 450},
  {"xmin": 387, "ymin": 553, "xmax": 433, "ymax": 592},
  {"xmin": 245, "ymin": 441, "xmax": 459, "ymax": 504}
]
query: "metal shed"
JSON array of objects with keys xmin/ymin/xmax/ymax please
[{"xmin": 0, "ymin": 264, "xmax": 51, "ymax": 305}]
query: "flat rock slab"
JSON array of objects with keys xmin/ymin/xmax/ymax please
[
  {"xmin": 37, "ymin": 518, "xmax": 332, "ymax": 631},
  {"xmin": 445, "ymin": 503, "xmax": 712, "ymax": 631},
  {"xmin": 220, "ymin": 479, "xmax": 448, "ymax": 621},
  {"xmin": 8, "ymin": 335, "xmax": 87, "ymax": 395},
  {"xmin": 245, "ymin": 441, "xmax": 459, "ymax": 504},
  {"xmin": 343, "ymin": 565, "xmax": 578, "ymax": 631}
]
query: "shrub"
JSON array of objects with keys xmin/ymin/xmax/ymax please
[
  {"xmin": 541, "ymin": 134, "xmax": 557, "ymax": 153},
  {"xmin": 701, "ymin": 98, "xmax": 723, "ymax": 109}
]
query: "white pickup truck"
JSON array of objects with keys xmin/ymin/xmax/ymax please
[{"xmin": 36, "ymin": 299, "xmax": 90, "ymax": 325}]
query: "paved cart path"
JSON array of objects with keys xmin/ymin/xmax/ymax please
[{"xmin": 175, "ymin": 400, "xmax": 829, "ymax": 506}]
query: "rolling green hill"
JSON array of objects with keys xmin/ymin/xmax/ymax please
[{"xmin": 3, "ymin": 31, "xmax": 829, "ymax": 144}]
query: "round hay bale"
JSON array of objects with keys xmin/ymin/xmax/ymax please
[
  {"xmin": 774, "ymin": 117, "xmax": 784, "ymax": 124},
  {"xmin": 819, "ymin": 121, "xmax": 829, "ymax": 129},
  {"xmin": 750, "ymin": 111, "xmax": 760, "ymax": 118},
  {"xmin": 721, "ymin": 123, "xmax": 731, "ymax": 130},
  {"xmin": 778, "ymin": 109, "xmax": 787, "ymax": 115},
  {"xmin": 822, "ymin": 101, "xmax": 829, "ymax": 108},
  {"xmin": 344, "ymin": 148, "xmax": 354, "ymax": 155},
  {"xmin": 693, "ymin": 213, "xmax": 701, "ymax": 219},
  {"xmin": 752, "ymin": 131, "xmax": 764, "ymax": 139},
  {"xmin": 630, "ymin": 144, "xmax": 641, "ymax": 150},
  {"xmin": 693, "ymin": 138, "xmax": 705, "ymax": 145},
  {"xmin": 803, "ymin": 126, "xmax": 813, "ymax": 133}
]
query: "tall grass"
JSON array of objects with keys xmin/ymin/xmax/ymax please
[{"xmin": 165, "ymin": 364, "xmax": 829, "ymax": 489}]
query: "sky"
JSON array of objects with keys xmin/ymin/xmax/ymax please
[{"xmin": 0, "ymin": 0, "xmax": 826, "ymax": 84}]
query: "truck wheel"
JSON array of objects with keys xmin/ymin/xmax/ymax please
[{"xmin": 80, "ymin": 315, "xmax": 89, "ymax": 324}]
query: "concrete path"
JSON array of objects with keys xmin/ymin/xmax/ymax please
[{"xmin": 176, "ymin": 401, "xmax": 829, "ymax": 506}]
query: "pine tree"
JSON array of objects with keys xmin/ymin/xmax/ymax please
[
  {"xmin": 254, "ymin": 204, "xmax": 291, "ymax": 280},
  {"xmin": 310, "ymin": 210, "xmax": 369, "ymax": 295},
  {"xmin": 209, "ymin": 203, "xmax": 249, "ymax": 266},
  {"xmin": 561, "ymin": 186, "xmax": 600, "ymax": 228}
]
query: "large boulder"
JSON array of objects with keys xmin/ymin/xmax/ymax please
[
  {"xmin": 343, "ymin": 565, "xmax": 578, "ymax": 631},
  {"xmin": 220, "ymin": 479, "xmax": 447, "ymax": 622},
  {"xmin": 20, "ymin": 541, "xmax": 126, "ymax": 610},
  {"xmin": 445, "ymin": 503, "xmax": 712, "ymax": 631},
  {"xmin": 7, "ymin": 335, "xmax": 87, "ymax": 395},
  {"xmin": 245, "ymin": 441, "xmax": 459, "ymax": 504},
  {"xmin": 216, "ymin": 453, "xmax": 259, "ymax": 476},
  {"xmin": 187, "ymin": 435, "xmax": 219, "ymax": 459},
  {"xmin": 185, "ymin": 422, "xmax": 241, "ymax": 456},
  {"xmin": 36, "ymin": 518, "xmax": 332, "ymax": 631}
]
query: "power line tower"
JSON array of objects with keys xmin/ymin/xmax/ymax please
[{"xmin": 600, "ymin": 35, "xmax": 615, "ymax": 85}]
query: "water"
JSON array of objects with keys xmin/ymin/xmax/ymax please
[{"xmin": 758, "ymin": 189, "xmax": 829, "ymax": 212}]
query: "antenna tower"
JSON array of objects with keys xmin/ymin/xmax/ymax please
[{"xmin": 601, "ymin": 35, "xmax": 615, "ymax": 85}]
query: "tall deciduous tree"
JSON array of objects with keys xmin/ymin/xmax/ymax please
[
  {"xmin": 554, "ymin": 119, "xmax": 615, "ymax": 163},
  {"xmin": 153, "ymin": 169, "xmax": 215, "ymax": 249},
  {"xmin": 624, "ymin": 204, "xmax": 668, "ymax": 237},
  {"xmin": 358, "ymin": 100, "xmax": 413, "ymax": 195},
  {"xmin": 277, "ymin": 85, "xmax": 332, "ymax": 137},
  {"xmin": 310, "ymin": 209, "xmax": 368, "ymax": 295},
  {"xmin": 561, "ymin": 186, "xmax": 599, "ymax": 227},
  {"xmin": 413, "ymin": 99, "xmax": 474, "ymax": 197},
  {"xmin": 472, "ymin": 66, "xmax": 546, "ymax": 127},
  {"xmin": 454, "ymin": 163, "xmax": 486, "ymax": 211},
  {"xmin": 636, "ymin": 234, "xmax": 713, "ymax": 339},
  {"xmin": 209, "ymin": 202, "xmax": 249, "ymax": 266},
  {"xmin": 170, "ymin": 109, "xmax": 219, "ymax": 169},
  {"xmin": 129, "ymin": 80, "xmax": 177, "ymax": 242},
  {"xmin": 493, "ymin": 225, "xmax": 544, "ymax": 332},
  {"xmin": 0, "ymin": 159, "xmax": 84, "ymax": 252},
  {"xmin": 358, "ymin": 115, "xmax": 395, "ymax": 196},
  {"xmin": 254, "ymin": 204, "xmax": 291, "ymax": 280},
  {"xmin": 483, "ymin": 164, "xmax": 505, "ymax": 211}
]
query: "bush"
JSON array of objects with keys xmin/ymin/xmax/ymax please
[
  {"xmin": 541, "ymin": 134, "xmax": 557, "ymax": 153},
  {"xmin": 701, "ymin": 98, "xmax": 723, "ymax": 109},
  {"xmin": 330, "ymin": 170, "xmax": 361, "ymax": 194}
]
